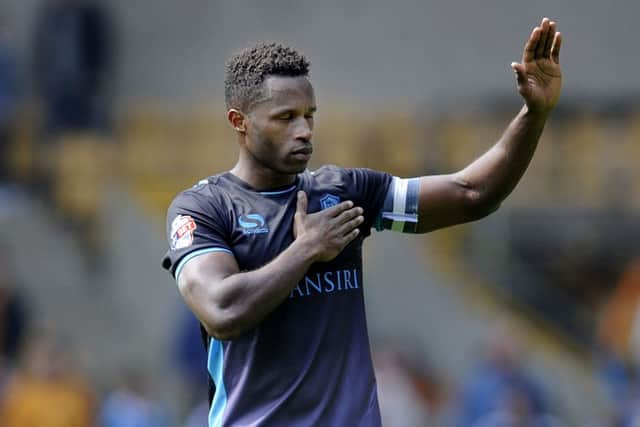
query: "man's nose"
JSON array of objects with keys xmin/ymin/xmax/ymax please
[{"xmin": 295, "ymin": 119, "xmax": 313, "ymax": 141}]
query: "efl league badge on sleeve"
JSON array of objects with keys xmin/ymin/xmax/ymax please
[
  {"xmin": 170, "ymin": 215, "xmax": 196, "ymax": 250},
  {"xmin": 320, "ymin": 194, "xmax": 341, "ymax": 210}
]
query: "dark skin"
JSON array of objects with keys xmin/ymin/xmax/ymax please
[{"xmin": 178, "ymin": 18, "xmax": 562, "ymax": 340}]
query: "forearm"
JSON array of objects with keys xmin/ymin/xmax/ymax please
[
  {"xmin": 208, "ymin": 238, "xmax": 318, "ymax": 339},
  {"xmin": 458, "ymin": 104, "xmax": 549, "ymax": 212}
]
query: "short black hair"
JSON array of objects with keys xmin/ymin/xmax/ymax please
[{"xmin": 224, "ymin": 42, "xmax": 310, "ymax": 111}]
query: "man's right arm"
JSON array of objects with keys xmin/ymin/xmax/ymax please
[{"xmin": 177, "ymin": 191, "xmax": 364, "ymax": 341}]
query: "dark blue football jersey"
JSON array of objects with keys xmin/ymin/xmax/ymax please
[{"xmin": 162, "ymin": 165, "xmax": 393, "ymax": 426}]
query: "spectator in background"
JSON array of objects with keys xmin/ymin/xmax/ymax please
[
  {"xmin": 596, "ymin": 343, "xmax": 637, "ymax": 426},
  {"xmin": 598, "ymin": 258, "xmax": 640, "ymax": 370},
  {"xmin": 0, "ymin": 12, "xmax": 20, "ymax": 185},
  {"xmin": 0, "ymin": 256, "xmax": 29, "ymax": 367},
  {"xmin": 99, "ymin": 368, "xmax": 168, "ymax": 427},
  {"xmin": 597, "ymin": 258, "xmax": 640, "ymax": 426},
  {"xmin": 470, "ymin": 388, "xmax": 568, "ymax": 427},
  {"xmin": 182, "ymin": 399, "xmax": 208, "ymax": 427},
  {"xmin": 33, "ymin": 0, "xmax": 112, "ymax": 136},
  {"xmin": 172, "ymin": 307, "xmax": 208, "ymax": 407},
  {"xmin": 169, "ymin": 308, "xmax": 209, "ymax": 426},
  {"xmin": 0, "ymin": 359, "xmax": 8, "ymax": 401},
  {"xmin": 170, "ymin": 307, "xmax": 209, "ymax": 426},
  {"xmin": 372, "ymin": 347, "xmax": 435, "ymax": 427},
  {"xmin": 0, "ymin": 334, "xmax": 95, "ymax": 427},
  {"xmin": 618, "ymin": 383, "xmax": 640, "ymax": 427},
  {"xmin": 454, "ymin": 330, "xmax": 554, "ymax": 427}
]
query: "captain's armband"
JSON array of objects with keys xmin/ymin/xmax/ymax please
[{"xmin": 374, "ymin": 177, "xmax": 420, "ymax": 233}]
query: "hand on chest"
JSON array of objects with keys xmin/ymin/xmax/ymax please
[{"xmin": 230, "ymin": 189, "xmax": 361, "ymax": 270}]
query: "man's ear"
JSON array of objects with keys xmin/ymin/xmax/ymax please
[{"xmin": 227, "ymin": 109, "xmax": 246, "ymax": 133}]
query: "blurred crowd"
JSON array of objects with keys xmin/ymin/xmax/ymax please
[
  {"xmin": 597, "ymin": 259, "xmax": 640, "ymax": 427},
  {"xmin": 0, "ymin": 260, "xmax": 207, "ymax": 427},
  {"xmin": 1, "ymin": 0, "xmax": 113, "ymax": 268}
]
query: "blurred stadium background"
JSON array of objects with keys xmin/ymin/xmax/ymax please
[{"xmin": 0, "ymin": 0, "xmax": 639, "ymax": 426}]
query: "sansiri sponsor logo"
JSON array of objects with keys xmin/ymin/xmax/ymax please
[{"xmin": 289, "ymin": 269, "xmax": 360, "ymax": 299}]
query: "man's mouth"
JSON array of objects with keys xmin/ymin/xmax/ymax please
[
  {"xmin": 291, "ymin": 146, "xmax": 313, "ymax": 160},
  {"xmin": 291, "ymin": 146, "xmax": 313, "ymax": 155}
]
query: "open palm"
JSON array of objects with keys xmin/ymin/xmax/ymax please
[{"xmin": 512, "ymin": 18, "xmax": 562, "ymax": 114}]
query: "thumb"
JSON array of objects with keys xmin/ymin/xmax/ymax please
[
  {"xmin": 511, "ymin": 62, "xmax": 527, "ymax": 87},
  {"xmin": 296, "ymin": 191, "xmax": 308, "ymax": 217}
]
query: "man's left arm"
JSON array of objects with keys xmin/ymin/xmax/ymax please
[{"xmin": 412, "ymin": 17, "xmax": 562, "ymax": 234}]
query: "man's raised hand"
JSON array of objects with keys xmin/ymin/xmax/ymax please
[{"xmin": 511, "ymin": 17, "xmax": 562, "ymax": 114}]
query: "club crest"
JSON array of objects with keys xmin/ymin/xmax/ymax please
[{"xmin": 320, "ymin": 194, "xmax": 341, "ymax": 210}]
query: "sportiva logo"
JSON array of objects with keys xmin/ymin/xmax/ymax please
[
  {"xmin": 238, "ymin": 214, "xmax": 269, "ymax": 235},
  {"xmin": 320, "ymin": 193, "xmax": 340, "ymax": 210}
]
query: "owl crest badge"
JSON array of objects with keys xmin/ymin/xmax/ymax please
[{"xmin": 320, "ymin": 194, "xmax": 341, "ymax": 210}]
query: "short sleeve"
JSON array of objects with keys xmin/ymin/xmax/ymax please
[
  {"xmin": 344, "ymin": 168, "xmax": 393, "ymax": 233},
  {"xmin": 161, "ymin": 190, "xmax": 233, "ymax": 279}
]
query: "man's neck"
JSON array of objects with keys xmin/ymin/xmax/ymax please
[{"xmin": 230, "ymin": 161, "xmax": 297, "ymax": 191}]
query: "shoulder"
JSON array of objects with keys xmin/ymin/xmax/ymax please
[
  {"xmin": 307, "ymin": 165, "xmax": 383, "ymax": 185},
  {"xmin": 306, "ymin": 164, "xmax": 346, "ymax": 181},
  {"xmin": 169, "ymin": 175, "xmax": 227, "ymax": 209},
  {"xmin": 305, "ymin": 165, "xmax": 393, "ymax": 200},
  {"xmin": 304, "ymin": 166, "xmax": 357, "ymax": 195}
]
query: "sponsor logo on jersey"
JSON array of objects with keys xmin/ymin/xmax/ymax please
[
  {"xmin": 238, "ymin": 213, "xmax": 269, "ymax": 235},
  {"xmin": 289, "ymin": 269, "xmax": 360, "ymax": 299},
  {"xmin": 170, "ymin": 215, "xmax": 196, "ymax": 250},
  {"xmin": 320, "ymin": 193, "xmax": 340, "ymax": 210}
]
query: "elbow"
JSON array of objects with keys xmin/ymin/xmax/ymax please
[
  {"xmin": 464, "ymin": 188, "xmax": 502, "ymax": 221},
  {"xmin": 179, "ymin": 276, "xmax": 247, "ymax": 341},
  {"xmin": 180, "ymin": 291, "xmax": 243, "ymax": 341},
  {"xmin": 455, "ymin": 174, "xmax": 502, "ymax": 221},
  {"xmin": 207, "ymin": 327, "xmax": 239, "ymax": 342},
  {"xmin": 202, "ymin": 303, "xmax": 246, "ymax": 341}
]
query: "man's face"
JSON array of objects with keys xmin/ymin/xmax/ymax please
[{"xmin": 243, "ymin": 76, "xmax": 316, "ymax": 175}]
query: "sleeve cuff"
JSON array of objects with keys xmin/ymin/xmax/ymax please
[{"xmin": 174, "ymin": 247, "xmax": 233, "ymax": 282}]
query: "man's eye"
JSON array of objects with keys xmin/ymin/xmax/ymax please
[{"xmin": 278, "ymin": 113, "xmax": 293, "ymax": 120}]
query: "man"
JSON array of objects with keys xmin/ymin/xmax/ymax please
[
  {"xmin": 33, "ymin": 0, "xmax": 112, "ymax": 135},
  {"xmin": 162, "ymin": 18, "xmax": 562, "ymax": 426},
  {"xmin": 0, "ymin": 13, "xmax": 19, "ymax": 184},
  {"xmin": 0, "ymin": 335, "xmax": 95, "ymax": 427}
]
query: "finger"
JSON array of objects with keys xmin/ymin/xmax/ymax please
[
  {"xmin": 522, "ymin": 27, "xmax": 540, "ymax": 63},
  {"xmin": 339, "ymin": 228, "xmax": 360, "ymax": 246},
  {"xmin": 337, "ymin": 215, "xmax": 365, "ymax": 235},
  {"xmin": 511, "ymin": 62, "xmax": 527, "ymax": 87},
  {"xmin": 296, "ymin": 191, "xmax": 308, "ymax": 217},
  {"xmin": 334, "ymin": 206, "xmax": 364, "ymax": 225},
  {"xmin": 551, "ymin": 32, "xmax": 562, "ymax": 64},
  {"xmin": 543, "ymin": 21, "xmax": 556, "ymax": 58},
  {"xmin": 324, "ymin": 200, "xmax": 354, "ymax": 217},
  {"xmin": 535, "ymin": 18, "xmax": 550, "ymax": 59}
]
